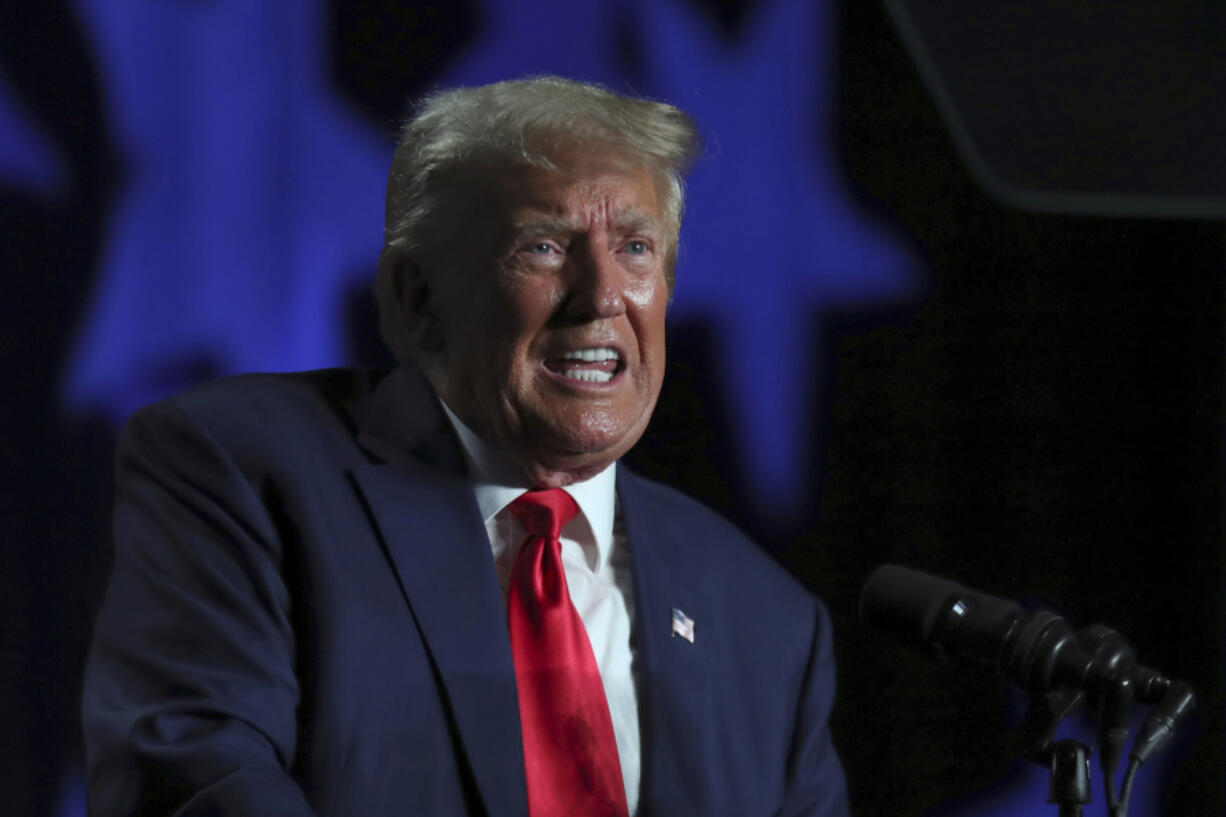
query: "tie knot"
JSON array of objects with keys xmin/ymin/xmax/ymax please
[{"xmin": 509, "ymin": 489, "xmax": 579, "ymax": 540}]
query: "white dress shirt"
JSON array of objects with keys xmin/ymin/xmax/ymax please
[{"xmin": 439, "ymin": 402, "xmax": 641, "ymax": 814}]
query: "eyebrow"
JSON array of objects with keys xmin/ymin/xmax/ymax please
[
  {"xmin": 613, "ymin": 209, "xmax": 665, "ymax": 235},
  {"xmin": 508, "ymin": 217, "xmax": 579, "ymax": 241},
  {"xmin": 508, "ymin": 209, "xmax": 664, "ymax": 242}
]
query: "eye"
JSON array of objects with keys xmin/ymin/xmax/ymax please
[
  {"xmin": 624, "ymin": 239, "xmax": 650, "ymax": 255},
  {"xmin": 526, "ymin": 242, "xmax": 556, "ymax": 255}
]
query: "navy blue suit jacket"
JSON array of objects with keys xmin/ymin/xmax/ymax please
[{"xmin": 83, "ymin": 366, "xmax": 848, "ymax": 817}]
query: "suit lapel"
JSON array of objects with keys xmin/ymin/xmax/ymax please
[
  {"xmin": 351, "ymin": 368, "xmax": 712, "ymax": 816},
  {"xmin": 351, "ymin": 367, "xmax": 528, "ymax": 817},
  {"xmin": 618, "ymin": 467, "xmax": 715, "ymax": 817}
]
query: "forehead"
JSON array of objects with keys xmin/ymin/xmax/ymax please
[{"xmin": 473, "ymin": 151, "xmax": 665, "ymax": 229}]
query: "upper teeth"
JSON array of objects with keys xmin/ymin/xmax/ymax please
[{"xmin": 561, "ymin": 348, "xmax": 619, "ymax": 362}]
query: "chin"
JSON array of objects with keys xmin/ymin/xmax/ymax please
[
  {"xmin": 514, "ymin": 427, "xmax": 636, "ymax": 486},
  {"xmin": 509, "ymin": 396, "xmax": 656, "ymax": 477},
  {"xmin": 555, "ymin": 408, "xmax": 648, "ymax": 455}
]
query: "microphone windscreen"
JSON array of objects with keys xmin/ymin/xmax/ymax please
[{"xmin": 859, "ymin": 564, "xmax": 966, "ymax": 646}]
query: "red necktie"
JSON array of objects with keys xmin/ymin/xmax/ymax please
[{"xmin": 507, "ymin": 489, "xmax": 629, "ymax": 817}]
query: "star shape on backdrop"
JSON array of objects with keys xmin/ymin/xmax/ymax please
[
  {"xmin": 60, "ymin": 0, "xmax": 920, "ymax": 527},
  {"xmin": 630, "ymin": 0, "xmax": 921, "ymax": 525},
  {"xmin": 63, "ymin": 0, "xmax": 389, "ymax": 422}
]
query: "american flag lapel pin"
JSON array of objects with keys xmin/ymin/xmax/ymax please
[{"xmin": 670, "ymin": 607, "xmax": 695, "ymax": 643}]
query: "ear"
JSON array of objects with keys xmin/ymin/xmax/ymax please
[{"xmin": 394, "ymin": 254, "xmax": 447, "ymax": 357}]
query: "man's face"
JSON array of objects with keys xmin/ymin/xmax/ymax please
[{"xmin": 419, "ymin": 150, "xmax": 671, "ymax": 487}]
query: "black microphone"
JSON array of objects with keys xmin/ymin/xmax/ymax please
[
  {"xmin": 858, "ymin": 564, "xmax": 1168, "ymax": 703},
  {"xmin": 860, "ymin": 564, "xmax": 1197, "ymax": 807}
]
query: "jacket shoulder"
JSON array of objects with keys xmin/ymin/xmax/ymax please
[
  {"xmin": 121, "ymin": 368, "xmax": 388, "ymax": 474},
  {"xmin": 150, "ymin": 367, "xmax": 384, "ymax": 423}
]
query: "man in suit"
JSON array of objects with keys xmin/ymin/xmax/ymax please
[{"xmin": 83, "ymin": 76, "xmax": 849, "ymax": 817}]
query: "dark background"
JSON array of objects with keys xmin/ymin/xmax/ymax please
[{"xmin": 3, "ymin": 1, "xmax": 1221, "ymax": 815}]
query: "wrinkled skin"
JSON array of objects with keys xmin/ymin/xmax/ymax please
[{"xmin": 404, "ymin": 150, "xmax": 671, "ymax": 487}]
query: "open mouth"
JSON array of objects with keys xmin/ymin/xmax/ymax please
[{"xmin": 542, "ymin": 347, "xmax": 624, "ymax": 384}]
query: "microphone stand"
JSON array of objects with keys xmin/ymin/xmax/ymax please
[
  {"xmin": 1047, "ymin": 740, "xmax": 1093, "ymax": 817},
  {"xmin": 1018, "ymin": 687, "xmax": 1095, "ymax": 816},
  {"xmin": 1012, "ymin": 632, "xmax": 1195, "ymax": 817}
]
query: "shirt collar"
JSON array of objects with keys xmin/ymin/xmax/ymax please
[{"xmin": 438, "ymin": 399, "xmax": 617, "ymax": 572}]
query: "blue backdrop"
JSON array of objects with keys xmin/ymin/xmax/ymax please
[{"xmin": 1, "ymin": 1, "xmax": 1219, "ymax": 815}]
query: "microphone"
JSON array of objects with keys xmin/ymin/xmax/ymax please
[
  {"xmin": 858, "ymin": 564, "xmax": 1168, "ymax": 703},
  {"xmin": 860, "ymin": 564, "xmax": 1197, "ymax": 810}
]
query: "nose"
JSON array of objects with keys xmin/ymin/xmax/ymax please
[{"xmin": 563, "ymin": 239, "xmax": 626, "ymax": 322}]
